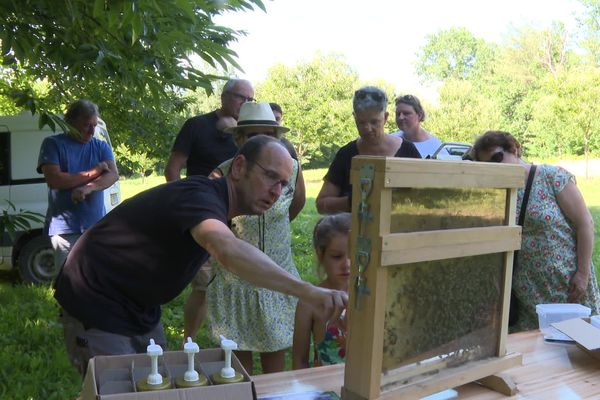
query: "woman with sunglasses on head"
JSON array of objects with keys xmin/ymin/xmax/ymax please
[
  {"xmin": 316, "ymin": 86, "xmax": 421, "ymax": 214},
  {"xmin": 185, "ymin": 102, "xmax": 306, "ymax": 375},
  {"xmin": 472, "ymin": 131, "xmax": 600, "ymax": 332}
]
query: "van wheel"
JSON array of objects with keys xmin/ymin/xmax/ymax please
[{"xmin": 18, "ymin": 236, "xmax": 57, "ymax": 284}]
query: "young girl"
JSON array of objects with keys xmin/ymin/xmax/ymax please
[{"xmin": 292, "ymin": 212, "xmax": 351, "ymax": 369}]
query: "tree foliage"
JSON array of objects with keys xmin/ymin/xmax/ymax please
[
  {"xmin": 530, "ymin": 67, "xmax": 600, "ymax": 163},
  {"xmin": 1, "ymin": 0, "xmax": 598, "ymax": 171},
  {"xmin": 416, "ymin": 5, "xmax": 600, "ymax": 161},
  {"xmin": 0, "ymin": 0, "xmax": 264, "ymax": 168},
  {"xmin": 416, "ymin": 27, "xmax": 496, "ymax": 82},
  {"xmin": 578, "ymin": 0, "xmax": 600, "ymax": 64},
  {"xmin": 257, "ymin": 53, "xmax": 361, "ymax": 167},
  {"xmin": 425, "ymin": 79, "xmax": 502, "ymax": 144},
  {"xmin": 0, "ymin": 201, "xmax": 44, "ymax": 241},
  {"xmin": 114, "ymin": 143, "xmax": 156, "ymax": 181}
]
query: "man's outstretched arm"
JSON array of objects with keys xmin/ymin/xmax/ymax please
[{"xmin": 191, "ymin": 218, "xmax": 348, "ymax": 322}]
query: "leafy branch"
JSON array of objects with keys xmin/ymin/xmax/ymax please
[{"xmin": 0, "ymin": 201, "xmax": 45, "ymax": 241}]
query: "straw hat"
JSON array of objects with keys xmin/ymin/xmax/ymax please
[{"xmin": 224, "ymin": 102, "xmax": 290, "ymax": 135}]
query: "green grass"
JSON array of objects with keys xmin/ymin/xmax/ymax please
[
  {"xmin": 291, "ymin": 168, "xmax": 326, "ymax": 285},
  {"xmin": 0, "ymin": 283, "xmax": 80, "ymax": 399},
  {"xmin": 0, "ymin": 168, "xmax": 598, "ymax": 399},
  {"xmin": 578, "ymin": 177, "xmax": 600, "ymax": 269},
  {"xmin": 118, "ymin": 174, "xmax": 167, "ymax": 199}
]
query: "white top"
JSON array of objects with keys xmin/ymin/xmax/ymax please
[{"xmin": 391, "ymin": 130, "xmax": 444, "ymax": 159}]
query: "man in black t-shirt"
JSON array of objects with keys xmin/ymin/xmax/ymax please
[
  {"xmin": 55, "ymin": 135, "xmax": 348, "ymax": 377},
  {"xmin": 164, "ymin": 78, "xmax": 255, "ymax": 180}
]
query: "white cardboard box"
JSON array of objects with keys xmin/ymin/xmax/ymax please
[
  {"xmin": 536, "ymin": 303, "xmax": 591, "ymax": 341},
  {"xmin": 552, "ymin": 318, "xmax": 600, "ymax": 361},
  {"xmin": 81, "ymin": 348, "xmax": 256, "ymax": 399}
]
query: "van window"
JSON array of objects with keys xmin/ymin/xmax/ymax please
[{"xmin": 0, "ymin": 131, "xmax": 9, "ymax": 185}]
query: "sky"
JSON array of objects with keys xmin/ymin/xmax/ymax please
[{"xmin": 214, "ymin": 0, "xmax": 585, "ymax": 101}]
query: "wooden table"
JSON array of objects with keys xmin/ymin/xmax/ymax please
[{"xmin": 253, "ymin": 331, "xmax": 600, "ymax": 399}]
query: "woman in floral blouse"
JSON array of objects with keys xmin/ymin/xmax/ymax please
[{"xmin": 472, "ymin": 131, "xmax": 600, "ymax": 331}]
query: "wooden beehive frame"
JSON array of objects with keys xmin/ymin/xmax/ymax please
[{"xmin": 342, "ymin": 157, "xmax": 525, "ymax": 400}]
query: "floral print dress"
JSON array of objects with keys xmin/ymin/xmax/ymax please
[
  {"xmin": 207, "ymin": 158, "xmax": 300, "ymax": 352},
  {"xmin": 512, "ymin": 164, "xmax": 600, "ymax": 331},
  {"xmin": 314, "ymin": 314, "xmax": 347, "ymax": 366}
]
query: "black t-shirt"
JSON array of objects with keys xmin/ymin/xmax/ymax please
[
  {"xmin": 172, "ymin": 111, "xmax": 238, "ymax": 177},
  {"xmin": 54, "ymin": 176, "xmax": 229, "ymax": 335},
  {"xmin": 324, "ymin": 139, "xmax": 421, "ymax": 195}
]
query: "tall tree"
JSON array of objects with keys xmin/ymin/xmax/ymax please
[
  {"xmin": 257, "ymin": 53, "xmax": 360, "ymax": 167},
  {"xmin": 501, "ymin": 23, "xmax": 571, "ymax": 80},
  {"xmin": 479, "ymin": 23, "xmax": 575, "ymax": 148},
  {"xmin": 426, "ymin": 79, "xmax": 502, "ymax": 144},
  {"xmin": 0, "ymin": 0, "xmax": 264, "ymax": 150},
  {"xmin": 529, "ymin": 66, "xmax": 600, "ymax": 171},
  {"xmin": 578, "ymin": 0, "xmax": 600, "ymax": 64},
  {"xmin": 416, "ymin": 27, "xmax": 496, "ymax": 82}
]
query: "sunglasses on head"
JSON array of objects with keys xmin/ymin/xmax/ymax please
[
  {"xmin": 488, "ymin": 151, "xmax": 504, "ymax": 163},
  {"xmin": 354, "ymin": 89, "xmax": 385, "ymax": 102}
]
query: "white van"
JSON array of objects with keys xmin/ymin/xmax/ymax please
[
  {"xmin": 431, "ymin": 142, "xmax": 473, "ymax": 161},
  {"xmin": 0, "ymin": 112, "xmax": 120, "ymax": 284}
]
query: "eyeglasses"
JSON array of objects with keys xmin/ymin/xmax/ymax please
[
  {"xmin": 254, "ymin": 161, "xmax": 292, "ymax": 195},
  {"xmin": 487, "ymin": 151, "xmax": 504, "ymax": 163},
  {"xmin": 354, "ymin": 89, "xmax": 386, "ymax": 102},
  {"xmin": 227, "ymin": 91, "xmax": 256, "ymax": 103}
]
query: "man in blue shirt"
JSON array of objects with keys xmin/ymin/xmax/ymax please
[{"xmin": 37, "ymin": 99, "xmax": 119, "ymax": 277}]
